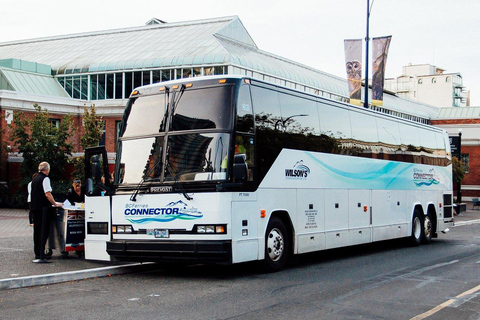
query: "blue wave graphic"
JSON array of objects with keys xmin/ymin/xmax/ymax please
[
  {"xmin": 305, "ymin": 152, "xmax": 408, "ymax": 180},
  {"xmin": 414, "ymin": 180, "xmax": 440, "ymax": 187}
]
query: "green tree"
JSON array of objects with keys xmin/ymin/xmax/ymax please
[
  {"xmin": 71, "ymin": 105, "xmax": 104, "ymax": 181},
  {"xmin": 81, "ymin": 104, "xmax": 104, "ymax": 149},
  {"xmin": 9, "ymin": 104, "xmax": 74, "ymax": 207},
  {"xmin": 452, "ymin": 156, "xmax": 465, "ymax": 184}
]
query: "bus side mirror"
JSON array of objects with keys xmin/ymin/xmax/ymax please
[
  {"xmin": 233, "ymin": 154, "xmax": 248, "ymax": 182},
  {"xmin": 86, "ymin": 178, "xmax": 94, "ymax": 196}
]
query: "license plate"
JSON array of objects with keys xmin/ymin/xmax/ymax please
[
  {"xmin": 154, "ymin": 229, "xmax": 169, "ymax": 238},
  {"xmin": 150, "ymin": 186, "xmax": 173, "ymax": 193}
]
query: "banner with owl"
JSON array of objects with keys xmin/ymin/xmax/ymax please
[
  {"xmin": 372, "ymin": 36, "xmax": 392, "ymax": 106},
  {"xmin": 344, "ymin": 39, "xmax": 363, "ymax": 106}
]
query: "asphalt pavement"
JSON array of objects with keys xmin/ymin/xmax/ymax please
[
  {"xmin": 0, "ymin": 208, "xmax": 157, "ymax": 290},
  {"xmin": 0, "ymin": 206, "xmax": 479, "ymax": 291}
]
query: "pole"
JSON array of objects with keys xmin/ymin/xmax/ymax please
[
  {"xmin": 364, "ymin": 0, "xmax": 370, "ymax": 109},
  {"xmin": 457, "ymin": 131, "xmax": 462, "ymax": 203}
]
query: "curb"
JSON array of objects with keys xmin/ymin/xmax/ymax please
[
  {"xmin": 453, "ymin": 219, "xmax": 480, "ymax": 227},
  {"xmin": 0, "ymin": 262, "xmax": 158, "ymax": 290}
]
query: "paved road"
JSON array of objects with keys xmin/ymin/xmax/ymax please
[{"xmin": 0, "ymin": 208, "xmax": 154, "ymax": 289}]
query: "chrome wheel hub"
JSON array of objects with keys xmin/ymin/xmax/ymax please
[{"xmin": 267, "ymin": 228, "xmax": 284, "ymax": 261}]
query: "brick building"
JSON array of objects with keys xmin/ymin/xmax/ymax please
[{"xmin": 431, "ymin": 107, "xmax": 480, "ymax": 201}]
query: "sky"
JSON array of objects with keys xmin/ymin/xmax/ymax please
[{"xmin": 1, "ymin": 0, "xmax": 479, "ymax": 105}]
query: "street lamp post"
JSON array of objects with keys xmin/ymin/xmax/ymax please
[
  {"xmin": 364, "ymin": 0, "xmax": 371, "ymax": 109},
  {"xmin": 457, "ymin": 129, "xmax": 462, "ymax": 203}
]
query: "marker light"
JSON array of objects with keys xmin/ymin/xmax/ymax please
[
  {"xmin": 219, "ymin": 79, "xmax": 227, "ymax": 84},
  {"xmin": 260, "ymin": 210, "xmax": 266, "ymax": 218},
  {"xmin": 244, "ymin": 79, "xmax": 250, "ymax": 84},
  {"xmin": 186, "ymin": 83, "xmax": 193, "ymax": 88},
  {"xmin": 364, "ymin": 206, "xmax": 368, "ymax": 212},
  {"xmin": 173, "ymin": 85, "xmax": 179, "ymax": 89},
  {"xmin": 131, "ymin": 90, "xmax": 140, "ymax": 96},
  {"xmin": 159, "ymin": 86, "xmax": 166, "ymax": 91}
]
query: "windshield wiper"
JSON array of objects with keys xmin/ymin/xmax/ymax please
[
  {"xmin": 159, "ymin": 86, "xmax": 170, "ymax": 132},
  {"xmin": 130, "ymin": 157, "xmax": 163, "ymax": 202},
  {"xmin": 168, "ymin": 84, "xmax": 186, "ymax": 130},
  {"xmin": 165, "ymin": 159, "xmax": 193, "ymax": 201}
]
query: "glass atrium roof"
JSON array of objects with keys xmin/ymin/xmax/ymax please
[
  {"xmin": 435, "ymin": 106, "xmax": 480, "ymax": 119},
  {"xmin": 0, "ymin": 67, "xmax": 69, "ymax": 97},
  {"xmin": 0, "ymin": 16, "xmax": 254, "ymax": 74}
]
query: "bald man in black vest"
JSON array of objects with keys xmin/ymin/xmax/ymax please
[{"xmin": 31, "ymin": 162, "xmax": 63, "ymax": 263}]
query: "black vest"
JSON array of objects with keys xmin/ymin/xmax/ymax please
[{"xmin": 30, "ymin": 172, "xmax": 51, "ymax": 210}]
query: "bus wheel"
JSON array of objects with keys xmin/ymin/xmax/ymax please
[
  {"xmin": 410, "ymin": 210, "xmax": 424, "ymax": 246},
  {"xmin": 264, "ymin": 217, "xmax": 289, "ymax": 272},
  {"xmin": 423, "ymin": 213, "xmax": 434, "ymax": 244}
]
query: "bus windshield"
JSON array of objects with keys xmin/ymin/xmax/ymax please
[{"xmin": 117, "ymin": 83, "xmax": 234, "ymax": 186}]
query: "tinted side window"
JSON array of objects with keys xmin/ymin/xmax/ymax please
[
  {"xmin": 377, "ymin": 118, "xmax": 401, "ymax": 147},
  {"xmin": 318, "ymin": 103, "xmax": 352, "ymax": 140},
  {"xmin": 251, "ymin": 85, "xmax": 282, "ymax": 182},
  {"xmin": 376, "ymin": 117, "xmax": 401, "ymax": 161},
  {"xmin": 400, "ymin": 124, "xmax": 420, "ymax": 150},
  {"xmin": 278, "ymin": 91, "xmax": 320, "ymax": 135},
  {"xmin": 236, "ymin": 84, "xmax": 254, "ymax": 133}
]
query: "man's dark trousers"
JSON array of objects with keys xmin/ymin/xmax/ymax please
[{"xmin": 32, "ymin": 207, "xmax": 51, "ymax": 259}]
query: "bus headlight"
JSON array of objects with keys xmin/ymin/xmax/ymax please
[
  {"xmin": 195, "ymin": 225, "xmax": 227, "ymax": 234},
  {"xmin": 113, "ymin": 225, "xmax": 134, "ymax": 233}
]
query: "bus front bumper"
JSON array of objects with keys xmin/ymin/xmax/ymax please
[{"xmin": 106, "ymin": 239, "xmax": 232, "ymax": 264}]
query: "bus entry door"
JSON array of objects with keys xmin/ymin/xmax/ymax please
[{"xmin": 84, "ymin": 147, "xmax": 113, "ymax": 261}]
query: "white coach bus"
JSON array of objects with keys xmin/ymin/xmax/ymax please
[{"xmin": 84, "ymin": 76, "xmax": 454, "ymax": 272}]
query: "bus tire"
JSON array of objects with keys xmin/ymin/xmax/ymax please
[
  {"xmin": 264, "ymin": 217, "xmax": 289, "ymax": 272},
  {"xmin": 410, "ymin": 210, "xmax": 424, "ymax": 246},
  {"xmin": 423, "ymin": 212, "xmax": 434, "ymax": 244}
]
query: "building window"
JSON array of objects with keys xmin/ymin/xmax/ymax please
[
  {"xmin": 162, "ymin": 69, "xmax": 172, "ymax": 81},
  {"xmin": 115, "ymin": 73, "xmax": 123, "ymax": 99},
  {"xmin": 106, "ymin": 74, "xmax": 114, "ymax": 99},
  {"xmin": 124, "ymin": 72, "xmax": 133, "ymax": 98},
  {"xmin": 142, "ymin": 71, "xmax": 150, "ymax": 86},
  {"xmin": 133, "ymin": 71, "xmax": 142, "ymax": 89},
  {"xmin": 460, "ymin": 153, "xmax": 469, "ymax": 173},
  {"xmin": 49, "ymin": 118, "xmax": 60, "ymax": 128}
]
